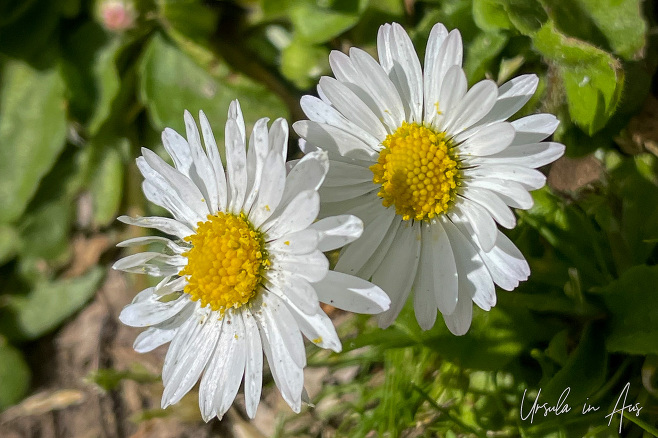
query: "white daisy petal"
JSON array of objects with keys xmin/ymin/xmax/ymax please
[
  {"xmin": 357, "ymin": 215, "xmax": 402, "ymax": 281},
  {"xmin": 453, "ymin": 200, "xmax": 497, "ymax": 252},
  {"xmin": 510, "ymin": 114, "xmax": 560, "ymax": 145},
  {"xmin": 324, "ymin": 160, "xmax": 373, "ymax": 186},
  {"xmin": 272, "ymin": 250, "xmax": 329, "ymax": 283},
  {"xmin": 314, "ymin": 271, "xmax": 390, "ymax": 314},
  {"xmin": 456, "ymin": 122, "xmax": 515, "ymax": 156},
  {"xmin": 465, "ymin": 178, "xmax": 534, "ymax": 209},
  {"xmin": 389, "ymin": 23, "xmax": 423, "ymax": 123},
  {"xmin": 279, "ymin": 150, "xmax": 329, "ymax": 208},
  {"xmin": 116, "ymin": 236, "xmax": 187, "ymax": 254},
  {"xmin": 199, "ymin": 110, "xmax": 228, "ymax": 211},
  {"xmin": 335, "ymin": 209, "xmax": 396, "ymax": 276},
  {"xmin": 349, "ymin": 47, "xmax": 405, "ymax": 130},
  {"xmin": 133, "ymin": 327, "xmax": 177, "ymax": 353},
  {"xmin": 256, "ymin": 293, "xmax": 306, "ymax": 368},
  {"xmin": 214, "ymin": 312, "xmax": 247, "ymax": 420},
  {"xmin": 471, "ymin": 142, "xmax": 566, "ymax": 168},
  {"xmin": 300, "ymin": 95, "xmax": 382, "ymax": 148},
  {"xmin": 184, "ymin": 110, "xmax": 220, "ymax": 213},
  {"xmin": 162, "ymin": 315, "xmax": 221, "ymax": 408},
  {"xmin": 310, "ymin": 215, "xmax": 364, "ymax": 252},
  {"xmin": 477, "ymin": 74, "xmax": 539, "ymax": 126},
  {"xmin": 266, "ymin": 271, "xmax": 320, "ymax": 316},
  {"xmin": 264, "ymin": 190, "xmax": 320, "ymax": 239},
  {"xmin": 228, "ymin": 99, "xmax": 246, "ymax": 143},
  {"xmin": 225, "ymin": 118, "xmax": 248, "ymax": 213},
  {"xmin": 250, "ymin": 149, "xmax": 286, "ymax": 227},
  {"xmin": 318, "ymin": 181, "xmax": 377, "ymax": 203},
  {"xmin": 329, "ymin": 52, "xmax": 379, "ymax": 112},
  {"xmin": 422, "ymin": 219, "xmax": 459, "ymax": 316},
  {"xmin": 435, "ymin": 65, "xmax": 467, "ymax": 126},
  {"xmin": 141, "ymin": 180, "xmax": 203, "ymax": 229},
  {"xmin": 377, "ymin": 23, "xmax": 394, "ymax": 73},
  {"xmin": 269, "ymin": 229, "xmax": 319, "ymax": 255},
  {"xmin": 256, "ymin": 300, "xmax": 304, "ymax": 412},
  {"xmin": 444, "ymin": 217, "xmax": 496, "ymax": 312},
  {"xmin": 467, "ymin": 164, "xmax": 547, "ymax": 191},
  {"xmin": 289, "ymin": 306, "xmax": 341, "ymax": 352},
  {"xmin": 375, "ymin": 222, "xmax": 421, "ymax": 328},
  {"xmin": 118, "ymin": 215, "xmax": 193, "ymax": 239},
  {"xmin": 119, "ymin": 293, "xmax": 190, "ymax": 328},
  {"xmin": 459, "ymin": 186, "xmax": 516, "ymax": 229},
  {"xmin": 242, "ymin": 309, "xmax": 263, "ymax": 419},
  {"xmin": 319, "ymin": 77, "xmax": 389, "ymax": 140},
  {"xmin": 423, "ymin": 23, "xmax": 449, "ymax": 123},
  {"xmin": 412, "ymin": 255, "xmax": 439, "ymax": 331},
  {"xmin": 293, "ymin": 121, "xmax": 378, "ymax": 161},
  {"xmin": 443, "ymin": 79, "xmax": 498, "ymax": 134},
  {"xmin": 268, "ymin": 118, "xmax": 289, "ymax": 163},
  {"xmin": 243, "ymin": 118, "xmax": 271, "ymax": 211}
]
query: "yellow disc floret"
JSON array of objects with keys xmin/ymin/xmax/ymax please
[
  {"xmin": 370, "ymin": 122, "xmax": 459, "ymax": 221},
  {"xmin": 179, "ymin": 212, "xmax": 269, "ymax": 313}
]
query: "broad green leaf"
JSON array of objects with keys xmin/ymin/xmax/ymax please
[
  {"xmin": 572, "ymin": 0, "xmax": 646, "ymax": 60},
  {"xmin": 62, "ymin": 23, "xmax": 122, "ymax": 135},
  {"xmin": 0, "ymin": 60, "xmax": 68, "ymax": 223},
  {"xmin": 289, "ymin": 0, "xmax": 368, "ymax": 44},
  {"xmin": 520, "ymin": 187, "xmax": 610, "ymax": 285},
  {"xmin": 532, "ymin": 21, "xmax": 624, "ymax": 135},
  {"xmin": 0, "ymin": 225, "xmax": 20, "ymax": 265},
  {"xmin": 0, "ymin": 0, "xmax": 60, "ymax": 66},
  {"xmin": 139, "ymin": 33, "xmax": 288, "ymax": 139},
  {"xmin": 491, "ymin": 0, "xmax": 548, "ymax": 35},
  {"xmin": 463, "ymin": 31, "xmax": 508, "ymax": 83},
  {"xmin": 472, "ymin": 0, "xmax": 513, "ymax": 32},
  {"xmin": 18, "ymin": 199, "xmax": 72, "ymax": 262},
  {"xmin": 157, "ymin": 0, "xmax": 219, "ymax": 42},
  {"xmin": 602, "ymin": 265, "xmax": 658, "ymax": 355},
  {"xmin": 17, "ymin": 147, "xmax": 90, "ymax": 262},
  {"xmin": 528, "ymin": 325, "xmax": 606, "ymax": 426},
  {"xmin": 89, "ymin": 139, "xmax": 126, "ymax": 227},
  {"xmin": 0, "ymin": 336, "xmax": 31, "ymax": 410},
  {"xmin": 1, "ymin": 267, "xmax": 105, "ymax": 341},
  {"xmin": 281, "ymin": 39, "xmax": 329, "ymax": 89}
]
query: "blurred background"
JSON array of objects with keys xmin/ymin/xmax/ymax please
[{"xmin": 1, "ymin": 0, "xmax": 658, "ymax": 436}]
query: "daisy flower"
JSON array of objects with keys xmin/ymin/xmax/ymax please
[
  {"xmin": 293, "ymin": 22, "xmax": 565, "ymax": 335},
  {"xmin": 113, "ymin": 101, "xmax": 390, "ymax": 421}
]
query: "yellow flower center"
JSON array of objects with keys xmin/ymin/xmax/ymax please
[
  {"xmin": 370, "ymin": 122, "xmax": 459, "ymax": 221},
  {"xmin": 179, "ymin": 212, "xmax": 269, "ymax": 313}
]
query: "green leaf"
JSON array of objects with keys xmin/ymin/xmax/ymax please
[
  {"xmin": 1, "ymin": 267, "xmax": 105, "ymax": 341},
  {"xmin": 139, "ymin": 33, "xmax": 288, "ymax": 139},
  {"xmin": 17, "ymin": 147, "xmax": 90, "ymax": 262},
  {"xmin": 290, "ymin": 0, "xmax": 368, "ymax": 44},
  {"xmin": 602, "ymin": 265, "xmax": 658, "ymax": 355},
  {"xmin": 280, "ymin": 38, "xmax": 329, "ymax": 89},
  {"xmin": 492, "ymin": 0, "xmax": 548, "ymax": 35},
  {"xmin": 0, "ymin": 225, "xmax": 20, "ymax": 265},
  {"xmin": 530, "ymin": 325, "xmax": 606, "ymax": 425},
  {"xmin": 463, "ymin": 31, "xmax": 508, "ymax": 83},
  {"xmin": 88, "ymin": 138, "xmax": 126, "ymax": 227},
  {"xmin": 157, "ymin": 0, "xmax": 220, "ymax": 42},
  {"xmin": 0, "ymin": 336, "xmax": 31, "ymax": 410},
  {"xmin": 0, "ymin": 0, "xmax": 60, "ymax": 66},
  {"xmin": 571, "ymin": 0, "xmax": 646, "ymax": 60},
  {"xmin": 62, "ymin": 23, "xmax": 123, "ymax": 135},
  {"xmin": 532, "ymin": 21, "xmax": 624, "ymax": 135},
  {"xmin": 0, "ymin": 60, "xmax": 67, "ymax": 223},
  {"xmin": 472, "ymin": 0, "xmax": 513, "ymax": 32}
]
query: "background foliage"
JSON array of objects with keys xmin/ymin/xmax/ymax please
[{"xmin": 0, "ymin": 0, "xmax": 657, "ymax": 436}]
